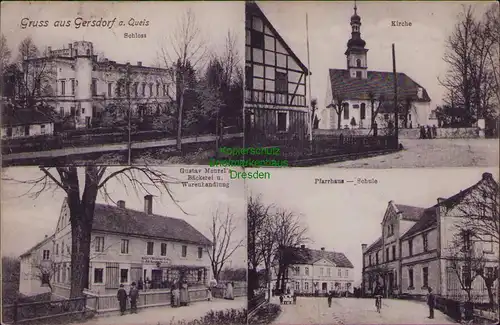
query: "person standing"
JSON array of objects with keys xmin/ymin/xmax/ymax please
[
  {"xmin": 427, "ymin": 287, "xmax": 435, "ymax": 319},
  {"xmin": 426, "ymin": 125, "xmax": 432, "ymax": 139},
  {"xmin": 432, "ymin": 125, "xmax": 438, "ymax": 138},
  {"xmin": 179, "ymin": 279, "xmax": 189, "ymax": 306},
  {"xmin": 207, "ymin": 286, "xmax": 212, "ymax": 301},
  {"xmin": 327, "ymin": 291, "xmax": 332, "ymax": 308},
  {"xmin": 171, "ymin": 284, "xmax": 180, "ymax": 307},
  {"xmin": 129, "ymin": 282, "xmax": 139, "ymax": 314},
  {"xmin": 117, "ymin": 284, "xmax": 128, "ymax": 316}
]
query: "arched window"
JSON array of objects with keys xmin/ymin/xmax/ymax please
[
  {"xmin": 356, "ymin": 59, "xmax": 361, "ymax": 67},
  {"xmin": 360, "ymin": 103, "xmax": 366, "ymax": 119}
]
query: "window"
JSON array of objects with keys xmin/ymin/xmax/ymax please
[
  {"xmin": 134, "ymin": 83, "xmax": 138, "ymax": 97},
  {"xmin": 95, "ymin": 237, "xmax": 104, "ymax": 252},
  {"xmin": 392, "ymin": 246, "xmax": 396, "ymax": 261},
  {"xmin": 462, "ymin": 230, "xmax": 473, "ymax": 251},
  {"xmin": 423, "ymin": 233, "xmax": 428, "ymax": 252},
  {"xmin": 197, "ymin": 269, "xmax": 203, "ymax": 282},
  {"xmin": 91, "ymin": 79, "xmax": 97, "ymax": 96},
  {"xmin": 94, "ymin": 268, "xmax": 103, "ymax": 283},
  {"xmin": 163, "ymin": 84, "xmax": 167, "ymax": 96},
  {"xmin": 43, "ymin": 250, "xmax": 50, "ymax": 260},
  {"xmin": 142, "ymin": 83, "xmax": 146, "ymax": 96},
  {"xmin": 161, "ymin": 243, "xmax": 167, "ymax": 256},
  {"xmin": 356, "ymin": 71, "xmax": 362, "ymax": 79},
  {"xmin": 275, "ymin": 71, "xmax": 287, "ymax": 93},
  {"xmin": 41, "ymin": 273, "xmax": 50, "ymax": 285},
  {"xmin": 61, "ymin": 80, "xmax": 66, "ymax": 95},
  {"xmin": 305, "ymin": 282, "xmax": 309, "ymax": 291},
  {"xmin": 277, "ymin": 112, "xmax": 287, "ymax": 132},
  {"xmin": 408, "ymin": 269, "xmax": 414, "ymax": 288},
  {"xmin": 40, "ymin": 124, "xmax": 46, "ymax": 135},
  {"xmin": 343, "ymin": 103, "xmax": 349, "ymax": 120},
  {"xmin": 368, "ymin": 255, "xmax": 372, "ymax": 266},
  {"xmin": 120, "ymin": 269, "xmax": 128, "ymax": 283},
  {"xmin": 385, "ymin": 248, "xmax": 389, "ymax": 261},
  {"xmin": 320, "ymin": 268, "xmax": 323, "ymax": 276},
  {"xmin": 360, "ymin": 103, "xmax": 366, "ymax": 120},
  {"xmin": 108, "ymin": 83, "xmax": 112, "ymax": 97},
  {"xmin": 121, "ymin": 239, "xmax": 129, "ymax": 254},
  {"xmin": 56, "ymin": 244, "xmax": 59, "ymax": 255},
  {"xmin": 156, "ymin": 83, "xmax": 160, "ymax": 96},
  {"xmin": 356, "ymin": 59, "xmax": 361, "ymax": 67},
  {"xmin": 422, "ymin": 267, "xmax": 429, "ymax": 288},
  {"xmin": 345, "ymin": 269, "xmax": 349, "ymax": 277},
  {"xmin": 182, "ymin": 245, "xmax": 187, "ymax": 257},
  {"xmin": 116, "ymin": 83, "xmax": 121, "ymax": 97},
  {"xmin": 338, "ymin": 269, "xmax": 342, "ymax": 277},
  {"xmin": 24, "ymin": 125, "xmax": 30, "ymax": 136},
  {"xmin": 197, "ymin": 247, "xmax": 203, "ymax": 259},
  {"xmin": 408, "ymin": 239, "xmax": 413, "ymax": 256},
  {"xmin": 327, "ymin": 268, "xmax": 331, "ymax": 276},
  {"xmin": 245, "ymin": 66, "xmax": 253, "ymax": 90},
  {"xmin": 305, "ymin": 267, "xmax": 309, "ymax": 276},
  {"xmin": 149, "ymin": 83, "xmax": 153, "ymax": 97},
  {"xmin": 384, "ymin": 114, "xmax": 389, "ymax": 120},
  {"xmin": 295, "ymin": 282, "xmax": 300, "ymax": 291},
  {"xmin": 147, "ymin": 242, "xmax": 154, "ymax": 255},
  {"xmin": 71, "ymin": 80, "xmax": 75, "ymax": 95},
  {"xmin": 250, "ymin": 30, "xmax": 264, "ymax": 49}
]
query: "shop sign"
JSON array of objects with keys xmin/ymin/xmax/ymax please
[{"xmin": 142, "ymin": 256, "xmax": 172, "ymax": 265}]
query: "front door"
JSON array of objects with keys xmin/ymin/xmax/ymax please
[
  {"xmin": 151, "ymin": 269, "xmax": 163, "ymax": 289},
  {"xmin": 322, "ymin": 282, "xmax": 327, "ymax": 293}
]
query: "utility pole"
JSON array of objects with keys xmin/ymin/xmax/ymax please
[
  {"xmin": 392, "ymin": 44, "xmax": 399, "ymax": 143},
  {"xmin": 306, "ymin": 13, "xmax": 313, "ymax": 144},
  {"xmin": 127, "ymin": 65, "xmax": 132, "ymax": 165}
]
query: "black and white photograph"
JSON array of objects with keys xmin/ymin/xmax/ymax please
[
  {"xmin": 244, "ymin": 1, "xmax": 499, "ymax": 167},
  {"xmin": 247, "ymin": 168, "xmax": 499, "ymax": 325},
  {"xmin": 1, "ymin": 1, "xmax": 244, "ymax": 167},
  {"xmin": 1, "ymin": 166, "xmax": 247, "ymax": 325}
]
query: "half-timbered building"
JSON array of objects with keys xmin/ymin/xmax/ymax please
[{"xmin": 245, "ymin": 1, "xmax": 310, "ymax": 142}]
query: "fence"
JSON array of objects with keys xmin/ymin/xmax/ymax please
[
  {"xmin": 211, "ymin": 283, "xmax": 248, "ymax": 299},
  {"xmin": 2, "ymin": 296, "xmax": 87, "ymax": 324},
  {"xmin": 313, "ymin": 127, "xmax": 482, "ymax": 139}
]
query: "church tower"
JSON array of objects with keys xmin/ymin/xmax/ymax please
[{"xmin": 345, "ymin": 1, "xmax": 368, "ymax": 79}]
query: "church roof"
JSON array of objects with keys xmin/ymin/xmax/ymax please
[{"xmin": 328, "ymin": 69, "xmax": 431, "ymax": 103}]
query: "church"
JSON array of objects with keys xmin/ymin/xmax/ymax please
[{"xmin": 320, "ymin": 3, "xmax": 433, "ymax": 130}]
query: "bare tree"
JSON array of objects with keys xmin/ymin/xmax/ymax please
[
  {"xmin": 331, "ymin": 94, "xmax": 346, "ymax": 129},
  {"xmin": 3, "ymin": 166, "xmax": 184, "ymax": 298},
  {"xmin": 207, "ymin": 206, "xmax": 244, "ymax": 282},
  {"xmin": 32, "ymin": 258, "xmax": 57, "ymax": 292},
  {"xmin": 0, "ymin": 33, "xmax": 11, "ymax": 75},
  {"xmin": 368, "ymin": 92, "xmax": 385, "ymax": 132}
]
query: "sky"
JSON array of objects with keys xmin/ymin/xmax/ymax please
[
  {"xmin": 246, "ymin": 167, "xmax": 498, "ymax": 286},
  {"xmin": 256, "ymin": 0, "xmax": 494, "ymax": 109},
  {"xmin": 1, "ymin": 166, "xmax": 247, "ymax": 269},
  {"xmin": 1, "ymin": 1, "xmax": 244, "ymax": 68}
]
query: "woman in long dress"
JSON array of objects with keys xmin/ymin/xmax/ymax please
[
  {"xmin": 179, "ymin": 279, "xmax": 189, "ymax": 306},
  {"xmin": 224, "ymin": 282, "xmax": 234, "ymax": 300},
  {"xmin": 171, "ymin": 284, "xmax": 180, "ymax": 307}
]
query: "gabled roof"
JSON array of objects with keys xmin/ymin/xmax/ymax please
[
  {"xmin": 92, "ymin": 204, "xmax": 212, "ymax": 246},
  {"xmin": 20, "ymin": 234, "xmax": 55, "ymax": 258},
  {"xmin": 283, "ymin": 246, "xmax": 354, "ymax": 268},
  {"xmin": 328, "ymin": 69, "xmax": 431, "ymax": 103},
  {"xmin": 246, "ymin": 1, "xmax": 309, "ymax": 74},
  {"xmin": 365, "ymin": 237, "xmax": 383, "ymax": 254},
  {"xmin": 395, "ymin": 204, "xmax": 426, "ymax": 221},
  {"xmin": 2, "ymin": 108, "xmax": 54, "ymax": 127}
]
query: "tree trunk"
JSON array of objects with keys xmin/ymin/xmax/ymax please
[
  {"xmin": 176, "ymin": 88, "xmax": 184, "ymax": 151},
  {"xmin": 337, "ymin": 113, "xmax": 342, "ymax": 129}
]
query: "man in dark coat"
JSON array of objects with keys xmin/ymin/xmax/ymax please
[
  {"xmin": 327, "ymin": 291, "xmax": 332, "ymax": 307},
  {"xmin": 117, "ymin": 284, "xmax": 128, "ymax": 315},
  {"xmin": 129, "ymin": 282, "xmax": 139, "ymax": 314},
  {"xmin": 427, "ymin": 287, "xmax": 435, "ymax": 319}
]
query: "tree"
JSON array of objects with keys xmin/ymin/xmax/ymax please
[
  {"xmin": 0, "ymin": 33, "xmax": 11, "ymax": 76},
  {"xmin": 368, "ymin": 92, "xmax": 385, "ymax": 132},
  {"xmin": 365, "ymin": 264, "xmax": 392, "ymax": 297},
  {"xmin": 3, "ymin": 166, "xmax": 184, "ymax": 298},
  {"xmin": 331, "ymin": 94, "xmax": 346, "ymax": 129},
  {"xmin": 455, "ymin": 174, "xmax": 499, "ymax": 310},
  {"xmin": 207, "ymin": 206, "xmax": 244, "ymax": 282},
  {"xmin": 32, "ymin": 259, "xmax": 57, "ymax": 292}
]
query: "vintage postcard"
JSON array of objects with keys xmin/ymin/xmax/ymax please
[
  {"xmin": 247, "ymin": 167, "xmax": 499, "ymax": 324},
  {"xmin": 244, "ymin": 1, "xmax": 499, "ymax": 168},
  {"xmin": 1, "ymin": 165, "xmax": 247, "ymax": 324},
  {"xmin": 1, "ymin": 1, "xmax": 244, "ymax": 167}
]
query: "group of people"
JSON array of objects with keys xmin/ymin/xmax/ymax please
[
  {"xmin": 170, "ymin": 279, "xmax": 190, "ymax": 307},
  {"xmin": 419, "ymin": 125, "xmax": 438, "ymax": 139},
  {"xmin": 116, "ymin": 282, "xmax": 140, "ymax": 316}
]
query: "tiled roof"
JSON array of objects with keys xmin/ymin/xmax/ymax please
[
  {"xmin": 284, "ymin": 246, "xmax": 354, "ymax": 268},
  {"xmin": 395, "ymin": 204, "xmax": 426, "ymax": 221},
  {"xmin": 20, "ymin": 234, "xmax": 55, "ymax": 258},
  {"xmin": 400, "ymin": 207, "xmax": 438, "ymax": 240},
  {"xmin": 328, "ymin": 69, "xmax": 431, "ymax": 104},
  {"xmin": 92, "ymin": 204, "xmax": 212, "ymax": 246},
  {"xmin": 246, "ymin": 1, "xmax": 309, "ymax": 74},
  {"xmin": 365, "ymin": 237, "xmax": 383, "ymax": 254},
  {"xmin": 2, "ymin": 109, "xmax": 54, "ymax": 127}
]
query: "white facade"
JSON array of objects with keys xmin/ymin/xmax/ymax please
[
  {"xmin": 1, "ymin": 122, "xmax": 54, "ymax": 139},
  {"xmin": 19, "ymin": 235, "xmax": 54, "ymax": 296}
]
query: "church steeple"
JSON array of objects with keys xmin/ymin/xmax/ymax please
[{"xmin": 345, "ymin": 0, "xmax": 369, "ymax": 79}]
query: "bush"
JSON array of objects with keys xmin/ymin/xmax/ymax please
[
  {"xmin": 248, "ymin": 303, "xmax": 281, "ymax": 325},
  {"xmin": 165, "ymin": 308, "xmax": 247, "ymax": 325}
]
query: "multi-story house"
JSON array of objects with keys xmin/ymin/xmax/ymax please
[
  {"xmin": 245, "ymin": 1, "xmax": 310, "ymax": 142},
  {"xmin": 17, "ymin": 41, "xmax": 174, "ymax": 130},
  {"xmin": 362, "ymin": 172, "xmax": 499, "ymax": 302},
  {"xmin": 321, "ymin": 3, "xmax": 432, "ymax": 130},
  {"xmin": 274, "ymin": 245, "xmax": 355, "ymax": 294},
  {"xmin": 20, "ymin": 195, "xmax": 213, "ymax": 296},
  {"xmin": 19, "ymin": 234, "xmax": 55, "ymax": 296}
]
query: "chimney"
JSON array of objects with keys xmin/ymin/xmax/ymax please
[
  {"xmin": 361, "ymin": 244, "xmax": 367, "ymax": 252},
  {"xmin": 482, "ymin": 172, "xmax": 493, "ymax": 180},
  {"xmin": 437, "ymin": 197, "xmax": 446, "ymax": 204},
  {"xmin": 144, "ymin": 195, "xmax": 153, "ymax": 215},
  {"xmin": 117, "ymin": 200, "xmax": 126, "ymax": 209},
  {"xmin": 320, "ymin": 247, "xmax": 325, "ymax": 251},
  {"xmin": 300, "ymin": 245, "xmax": 305, "ymax": 249},
  {"xmin": 137, "ymin": 61, "xmax": 142, "ymax": 66}
]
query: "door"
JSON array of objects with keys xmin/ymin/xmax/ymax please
[
  {"xmin": 151, "ymin": 269, "xmax": 163, "ymax": 289},
  {"xmin": 322, "ymin": 282, "xmax": 327, "ymax": 293},
  {"xmin": 388, "ymin": 273, "xmax": 394, "ymax": 297}
]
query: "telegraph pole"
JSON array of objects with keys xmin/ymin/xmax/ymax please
[{"xmin": 392, "ymin": 44, "xmax": 399, "ymax": 143}]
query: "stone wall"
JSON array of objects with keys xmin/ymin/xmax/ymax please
[{"xmin": 314, "ymin": 127, "xmax": 481, "ymax": 139}]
